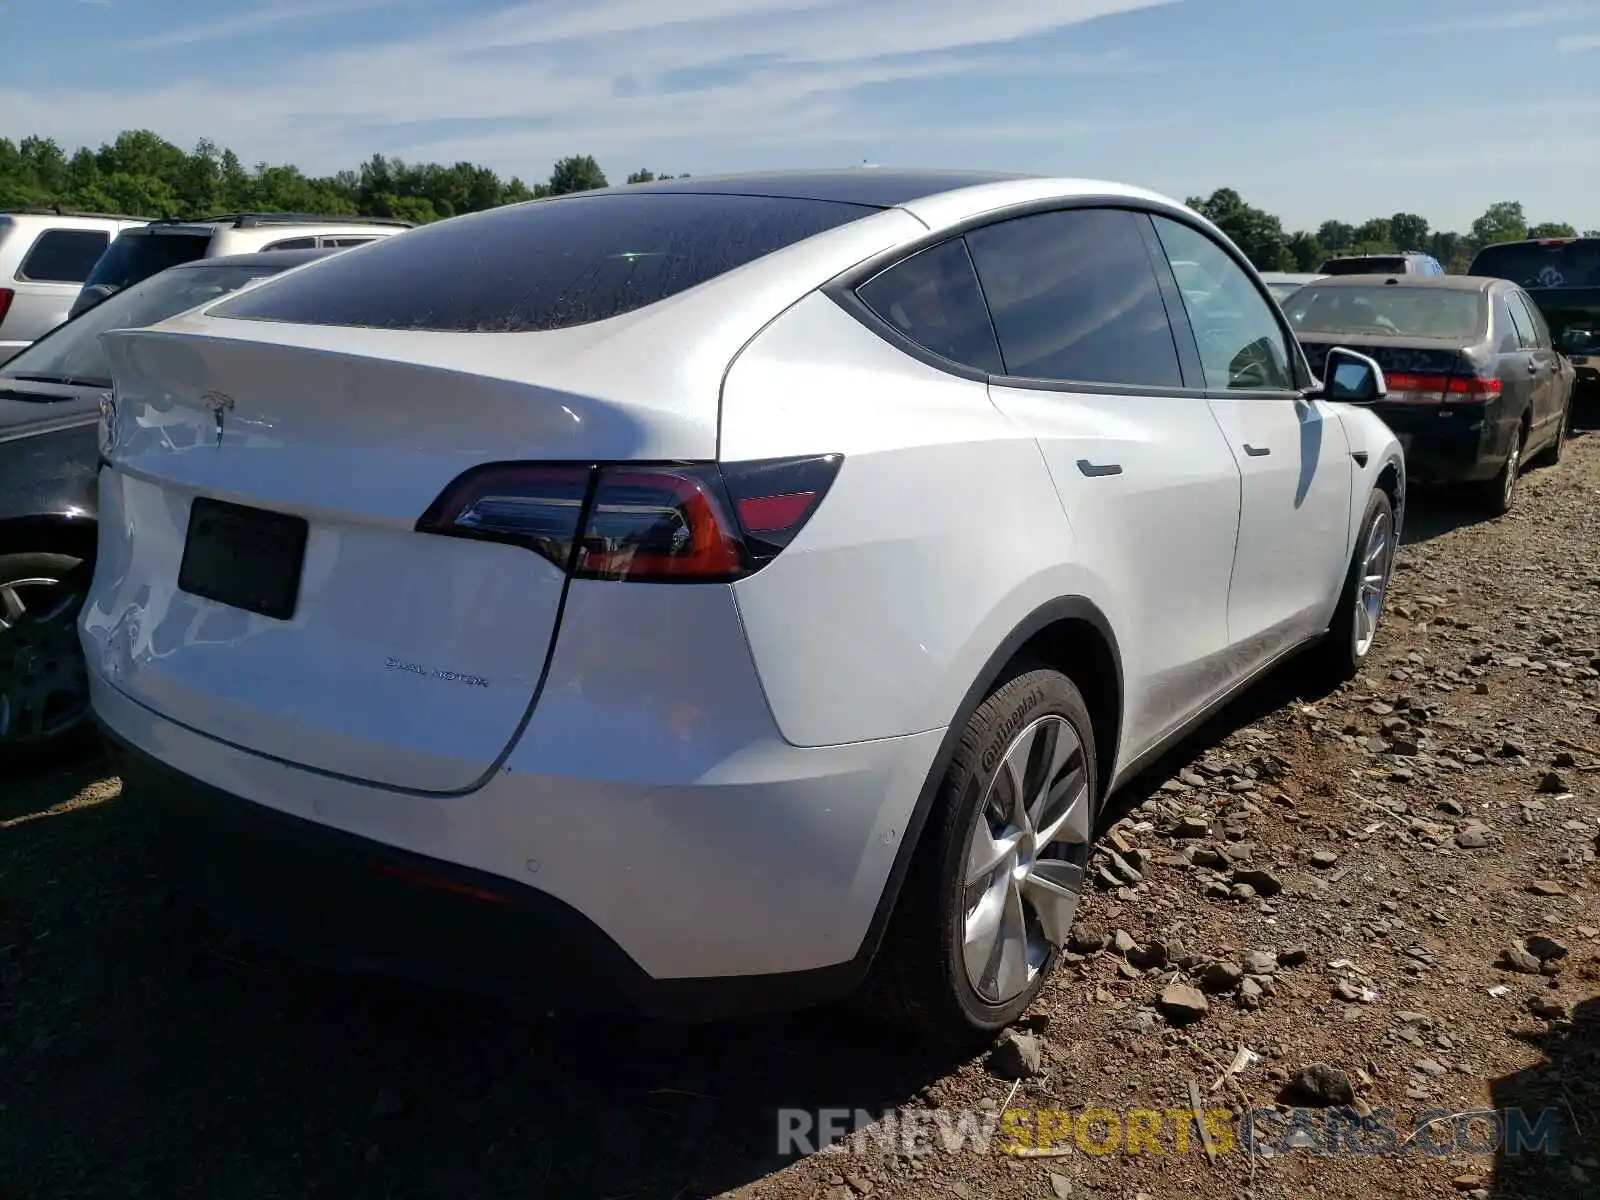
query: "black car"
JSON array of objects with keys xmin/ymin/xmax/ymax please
[
  {"xmin": 1468, "ymin": 236, "xmax": 1600, "ymax": 398},
  {"xmin": 0, "ymin": 248, "xmax": 331, "ymax": 767},
  {"xmin": 1284, "ymin": 274, "xmax": 1576, "ymax": 515}
]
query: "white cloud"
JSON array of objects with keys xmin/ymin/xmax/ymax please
[
  {"xmin": 3, "ymin": 0, "xmax": 1175, "ymax": 173},
  {"xmin": 127, "ymin": 0, "xmax": 399, "ymax": 50},
  {"xmin": 1558, "ymin": 30, "xmax": 1600, "ymax": 50}
]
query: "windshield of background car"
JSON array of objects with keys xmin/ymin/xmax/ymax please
[
  {"xmin": 1, "ymin": 261, "xmax": 288, "ymax": 388},
  {"xmin": 210, "ymin": 192, "xmax": 878, "ymax": 331},
  {"xmin": 1469, "ymin": 241, "xmax": 1600, "ymax": 289},
  {"xmin": 1283, "ymin": 285, "xmax": 1486, "ymax": 340},
  {"xmin": 1266, "ymin": 281, "xmax": 1303, "ymax": 302},
  {"xmin": 80, "ymin": 228, "xmax": 214, "ymax": 294},
  {"xmin": 1319, "ymin": 257, "xmax": 1409, "ymax": 276}
]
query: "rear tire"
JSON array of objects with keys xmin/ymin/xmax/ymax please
[
  {"xmin": 1481, "ymin": 426, "xmax": 1524, "ymax": 515},
  {"xmin": 1312, "ymin": 489, "xmax": 1395, "ymax": 684},
  {"xmin": 0, "ymin": 551, "xmax": 95, "ymax": 771},
  {"xmin": 866, "ymin": 666, "xmax": 1097, "ymax": 1045}
]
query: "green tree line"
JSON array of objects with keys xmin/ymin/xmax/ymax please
[
  {"xmin": 2, "ymin": 130, "xmax": 1595, "ymax": 270},
  {"xmin": 1187, "ymin": 188, "xmax": 1600, "ymax": 274},
  {"xmin": 0, "ymin": 130, "xmax": 682, "ymax": 223}
]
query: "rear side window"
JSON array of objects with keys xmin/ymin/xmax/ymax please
[
  {"xmin": 856, "ymin": 239, "xmax": 1002, "ymax": 374},
  {"xmin": 321, "ymin": 236, "xmax": 376, "ymax": 248},
  {"xmin": 82, "ymin": 230, "xmax": 213, "ymax": 292},
  {"xmin": 1471, "ymin": 240, "xmax": 1600, "ymax": 288},
  {"xmin": 1507, "ymin": 291, "xmax": 1547, "ymax": 348},
  {"xmin": 965, "ymin": 208, "xmax": 1182, "ymax": 388},
  {"xmin": 264, "ymin": 237, "xmax": 317, "ymax": 251},
  {"xmin": 16, "ymin": 229, "xmax": 110, "ymax": 282},
  {"xmin": 213, "ymin": 193, "xmax": 877, "ymax": 332}
]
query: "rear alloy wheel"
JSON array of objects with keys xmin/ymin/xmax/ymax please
[
  {"xmin": 0, "ymin": 552, "xmax": 93, "ymax": 769},
  {"xmin": 1314, "ymin": 488, "xmax": 1395, "ymax": 683},
  {"xmin": 867, "ymin": 667, "xmax": 1096, "ymax": 1044},
  {"xmin": 1483, "ymin": 427, "xmax": 1524, "ymax": 516}
]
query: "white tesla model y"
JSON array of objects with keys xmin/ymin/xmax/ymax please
[{"xmin": 82, "ymin": 170, "xmax": 1403, "ymax": 1043}]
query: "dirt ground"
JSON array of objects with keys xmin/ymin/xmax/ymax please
[{"xmin": 5, "ymin": 416, "xmax": 1600, "ymax": 1200}]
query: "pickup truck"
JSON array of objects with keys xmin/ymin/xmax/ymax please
[{"xmin": 1468, "ymin": 237, "xmax": 1600, "ymax": 396}]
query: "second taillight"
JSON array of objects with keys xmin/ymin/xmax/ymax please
[{"xmin": 417, "ymin": 455, "xmax": 841, "ymax": 583}]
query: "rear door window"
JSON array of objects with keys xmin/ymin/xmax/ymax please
[
  {"xmin": 212, "ymin": 192, "xmax": 877, "ymax": 332},
  {"xmin": 15, "ymin": 229, "xmax": 110, "ymax": 282},
  {"xmin": 855, "ymin": 238, "xmax": 1003, "ymax": 374},
  {"xmin": 264, "ymin": 237, "xmax": 317, "ymax": 251},
  {"xmin": 1510, "ymin": 291, "xmax": 1551, "ymax": 347},
  {"xmin": 1505, "ymin": 291, "xmax": 1536, "ymax": 348},
  {"xmin": 965, "ymin": 207, "xmax": 1183, "ymax": 388}
]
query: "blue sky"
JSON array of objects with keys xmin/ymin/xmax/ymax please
[{"xmin": 4, "ymin": 0, "xmax": 1600, "ymax": 232}]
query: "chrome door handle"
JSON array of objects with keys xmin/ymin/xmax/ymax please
[
  {"xmin": 1528, "ymin": 359, "xmax": 1539, "ymax": 373},
  {"xmin": 1076, "ymin": 459, "xmax": 1123, "ymax": 477},
  {"xmin": 1243, "ymin": 443, "xmax": 1271, "ymax": 456}
]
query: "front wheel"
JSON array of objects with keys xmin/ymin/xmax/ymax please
[
  {"xmin": 1542, "ymin": 394, "xmax": 1571, "ymax": 466},
  {"xmin": 0, "ymin": 552, "xmax": 94, "ymax": 770},
  {"xmin": 867, "ymin": 666, "xmax": 1097, "ymax": 1044},
  {"xmin": 1313, "ymin": 489, "xmax": 1395, "ymax": 683}
]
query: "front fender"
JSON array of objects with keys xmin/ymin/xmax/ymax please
[{"xmin": 1333, "ymin": 403, "xmax": 1406, "ymax": 546}]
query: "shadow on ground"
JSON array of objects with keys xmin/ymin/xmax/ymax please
[
  {"xmin": 0, "ymin": 760, "xmax": 965, "ymax": 1200},
  {"xmin": 1490, "ymin": 994, "xmax": 1600, "ymax": 1197},
  {"xmin": 0, "ymin": 633, "xmax": 1366, "ymax": 1200}
]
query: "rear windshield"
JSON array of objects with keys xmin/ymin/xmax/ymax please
[
  {"xmin": 1283, "ymin": 285, "xmax": 1485, "ymax": 340},
  {"xmin": 1469, "ymin": 240, "xmax": 1600, "ymax": 289},
  {"xmin": 1, "ymin": 261, "xmax": 290, "ymax": 389},
  {"xmin": 1319, "ymin": 256, "xmax": 1409, "ymax": 276},
  {"xmin": 82, "ymin": 228, "xmax": 214, "ymax": 294},
  {"xmin": 211, "ymin": 192, "xmax": 877, "ymax": 332}
]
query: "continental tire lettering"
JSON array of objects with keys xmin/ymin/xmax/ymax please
[{"xmin": 981, "ymin": 689, "xmax": 1047, "ymax": 772}]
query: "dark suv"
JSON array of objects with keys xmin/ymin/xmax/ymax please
[{"xmin": 1469, "ymin": 237, "xmax": 1600, "ymax": 397}]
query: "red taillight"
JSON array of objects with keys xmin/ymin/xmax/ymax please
[
  {"xmin": 0, "ymin": 289, "xmax": 13, "ymax": 324},
  {"xmin": 1383, "ymin": 372, "xmax": 1450, "ymax": 403},
  {"xmin": 1444, "ymin": 374, "xmax": 1501, "ymax": 401},
  {"xmin": 372, "ymin": 862, "xmax": 514, "ymax": 904},
  {"xmin": 416, "ymin": 454, "xmax": 842, "ymax": 582},
  {"xmin": 1383, "ymin": 371, "xmax": 1501, "ymax": 404}
]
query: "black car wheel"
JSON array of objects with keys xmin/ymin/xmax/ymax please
[{"xmin": 0, "ymin": 552, "xmax": 94, "ymax": 769}]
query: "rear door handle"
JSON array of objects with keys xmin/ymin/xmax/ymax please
[
  {"xmin": 1528, "ymin": 358, "xmax": 1540, "ymax": 374},
  {"xmin": 1242, "ymin": 443, "xmax": 1271, "ymax": 457},
  {"xmin": 1076, "ymin": 459, "xmax": 1123, "ymax": 477}
]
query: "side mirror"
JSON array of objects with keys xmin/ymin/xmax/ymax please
[
  {"xmin": 1558, "ymin": 328, "xmax": 1592, "ymax": 355},
  {"xmin": 1316, "ymin": 346, "xmax": 1388, "ymax": 404}
]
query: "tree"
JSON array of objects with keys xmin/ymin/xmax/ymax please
[
  {"xmin": 1317, "ymin": 220, "xmax": 1356, "ymax": 253},
  {"xmin": 1185, "ymin": 188, "xmax": 1292, "ymax": 270},
  {"xmin": 1389, "ymin": 212, "xmax": 1429, "ymax": 252},
  {"xmin": 1527, "ymin": 221, "xmax": 1577, "ymax": 239},
  {"xmin": 626, "ymin": 169, "xmax": 656, "ymax": 184},
  {"xmin": 1355, "ymin": 217, "xmax": 1392, "ymax": 250},
  {"xmin": 1287, "ymin": 231, "xmax": 1324, "ymax": 272},
  {"xmin": 547, "ymin": 155, "xmax": 607, "ymax": 195},
  {"xmin": 1470, "ymin": 201, "xmax": 1527, "ymax": 248}
]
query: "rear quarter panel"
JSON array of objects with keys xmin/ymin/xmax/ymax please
[{"xmin": 721, "ymin": 291, "xmax": 1112, "ymax": 749}]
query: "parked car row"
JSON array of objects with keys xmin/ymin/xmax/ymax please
[
  {"xmin": 0, "ymin": 172, "xmax": 1578, "ymax": 1042},
  {"xmin": 0, "ymin": 207, "xmax": 409, "ymax": 364}
]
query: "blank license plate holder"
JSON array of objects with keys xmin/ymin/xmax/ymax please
[{"xmin": 178, "ymin": 497, "xmax": 308, "ymax": 621}]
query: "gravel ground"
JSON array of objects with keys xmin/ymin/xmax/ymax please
[{"xmin": 5, "ymin": 418, "xmax": 1600, "ymax": 1200}]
